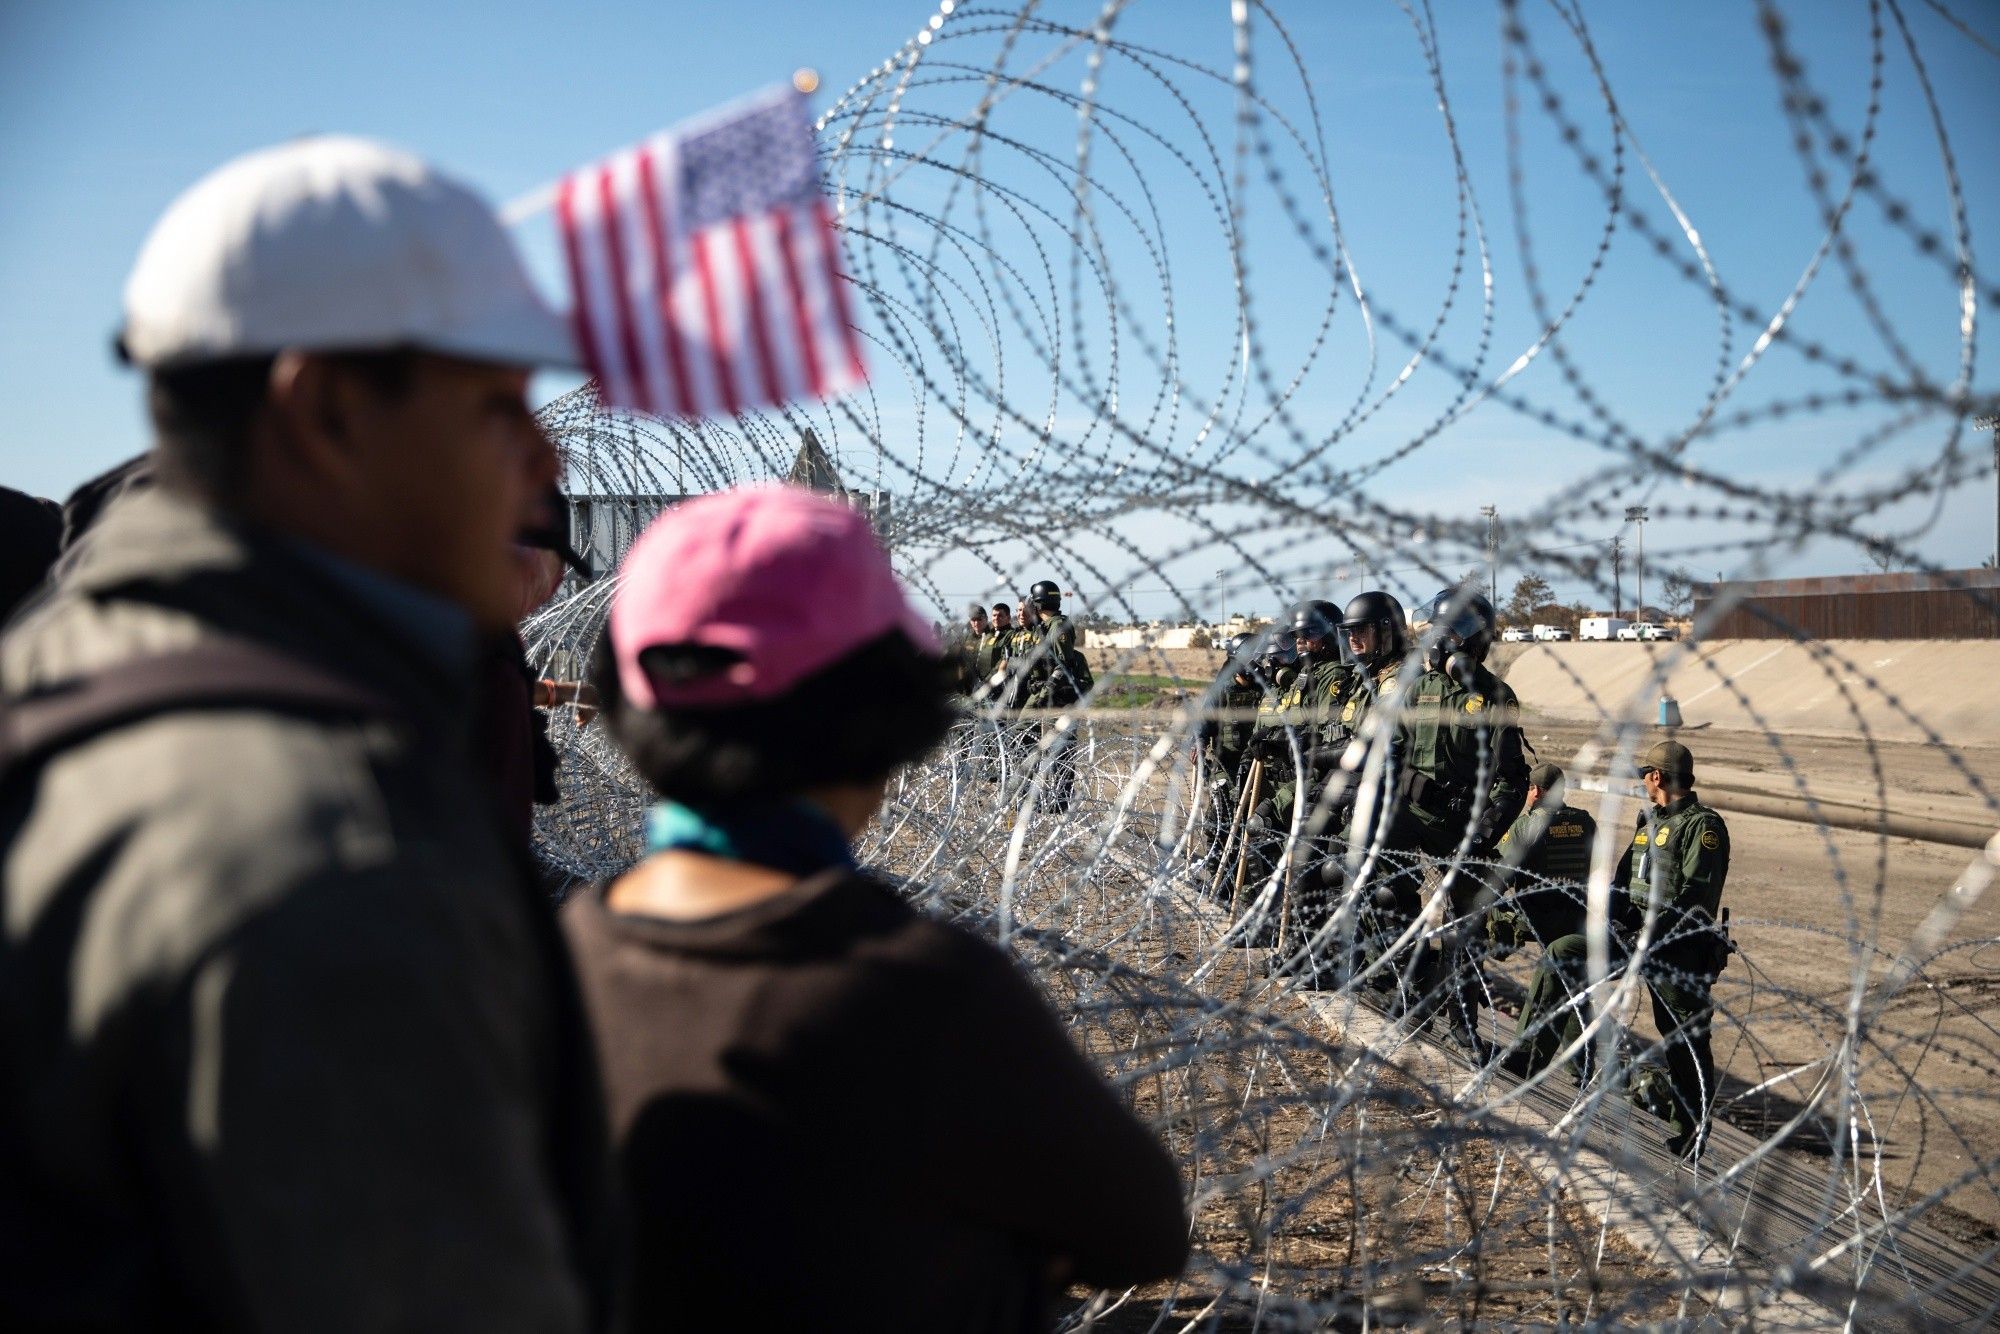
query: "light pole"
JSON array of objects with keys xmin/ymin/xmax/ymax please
[
  {"xmin": 1215, "ymin": 568, "xmax": 1229, "ymax": 631},
  {"xmin": 1625, "ymin": 505, "xmax": 1650, "ymax": 617},
  {"xmin": 1610, "ymin": 535, "xmax": 1623, "ymax": 617},
  {"xmin": 1479, "ymin": 505, "xmax": 1499, "ymax": 606},
  {"xmin": 1980, "ymin": 414, "xmax": 1999, "ymax": 567}
]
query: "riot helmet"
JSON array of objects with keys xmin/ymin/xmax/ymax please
[
  {"xmin": 1252, "ymin": 629, "xmax": 1299, "ymax": 686},
  {"xmin": 1290, "ymin": 599, "xmax": 1341, "ymax": 656},
  {"xmin": 1223, "ymin": 633, "xmax": 1255, "ymax": 682},
  {"xmin": 1338, "ymin": 590, "xmax": 1407, "ymax": 668},
  {"xmin": 1029, "ymin": 579, "xmax": 1062, "ymax": 612},
  {"xmin": 1410, "ymin": 587, "xmax": 1498, "ymax": 679}
]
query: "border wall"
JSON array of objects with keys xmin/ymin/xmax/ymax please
[{"xmin": 1691, "ymin": 568, "xmax": 2000, "ymax": 640}]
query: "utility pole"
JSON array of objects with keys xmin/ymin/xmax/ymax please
[
  {"xmin": 1981, "ymin": 414, "xmax": 1999, "ymax": 567},
  {"xmin": 1625, "ymin": 505, "xmax": 1650, "ymax": 616},
  {"xmin": 1480, "ymin": 505, "xmax": 1499, "ymax": 606},
  {"xmin": 1214, "ymin": 568, "xmax": 1229, "ymax": 630},
  {"xmin": 1610, "ymin": 535, "xmax": 1623, "ymax": 618}
]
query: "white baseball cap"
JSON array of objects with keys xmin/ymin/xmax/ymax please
[{"xmin": 120, "ymin": 135, "xmax": 577, "ymax": 370}]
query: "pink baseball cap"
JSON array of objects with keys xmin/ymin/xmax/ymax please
[{"xmin": 610, "ymin": 484, "xmax": 939, "ymax": 710}]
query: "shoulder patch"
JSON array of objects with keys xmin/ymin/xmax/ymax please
[{"xmin": 1700, "ymin": 828, "xmax": 1721, "ymax": 851}]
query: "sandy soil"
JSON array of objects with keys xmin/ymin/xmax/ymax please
[
  {"xmin": 1513, "ymin": 721, "xmax": 2000, "ymax": 1240},
  {"xmin": 1017, "ymin": 883, "xmax": 1692, "ymax": 1328}
]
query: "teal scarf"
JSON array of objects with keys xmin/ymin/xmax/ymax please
[{"xmin": 644, "ymin": 799, "xmax": 857, "ymax": 879}]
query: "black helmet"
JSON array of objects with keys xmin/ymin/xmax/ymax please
[
  {"xmin": 1290, "ymin": 599, "xmax": 1340, "ymax": 647},
  {"xmin": 1338, "ymin": 590, "xmax": 1407, "ymax": 667},
  {"xmin": 1029, "ymin": 579, "xmax": 1062, "ymax": 610},
  {"xmin": 1254, "ymin": 630, "xmax": 1299, "ymax": 680},
  {"xmin": 1410, "ymin": 588, "xmax": 1498, "ymax": 672},
  {"xmin": 1223, "ymin": 632, "xmax": 1252, "ymax": 660}
]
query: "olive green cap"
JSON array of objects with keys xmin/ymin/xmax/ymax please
[
  {"xmin": 1639, "ymin": 739, "xmax": 1694, "ymax": 782},
  {"xmin": 1528, "ymin": 762, "xmax": 1564, "ymax": 790}
]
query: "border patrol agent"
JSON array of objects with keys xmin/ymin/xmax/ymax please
[
  {"xmin": 1248, "ymin": 601, "xmax": 1349, "ymax": 835},
  {"xmin": 1317, "ymin": 591, "xmax": 1407, "ymax": 839},
  {"xmin": 1513, "ymin": 741, "xmax": 1731, "ymax": 1158},
  {"xmin": 952, "ymin": 602, "xmax": 992, "ymax": 697},
  {"xmin": 1377, "ymin": 590, "xmax": 1527, "ymax": 1049},
  {"xmin": 1199, "ymin": 633, "xmax": 1263, "ymax": 812},
  {"xmin": 1489, "ymin": 761, "xmax": 1598, "ymax": 949},
  {"xmin": 1020, "ymin": 580, "xmax": 1089, "ymax": 810},
  {"xmin": 1292, "ymin": 591, "xmax": 1409, "ymax": 984}
]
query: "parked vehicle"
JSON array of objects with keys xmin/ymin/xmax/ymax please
[
  {"xmin": 1531, "ymin": 624, "xmax": 1571, "ymax": 642},
  {"xmin": 1579, "ymin": 616, "xmax": 1629, "ymax": 642},
  {"xmin": 1641, "ymin": 623, "xmax": 1680, "ymax": 641},
  {"xmin": 1616, "ymin": 622, "xmax": 1649, "ymax": 641},
  {"xmin": 1500, "ymin": 626, "xmax": 1531, "ymax": 643}
]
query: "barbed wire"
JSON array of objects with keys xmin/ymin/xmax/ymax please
[{"xmin": 525, "ymin": 2, "xmax": 1999, "ymax": 1326}]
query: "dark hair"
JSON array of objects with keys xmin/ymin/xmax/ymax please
[
  {"xmin": 991, "ymin": 603, "xmax": 1012, "ymax": 615},
  {"xmin": 592, "ymin": 629, "xmax": 957, "ymax": 803},
  {"xmin": 147, "ymin": 349, "xmax": 422, "ymax": 503}
]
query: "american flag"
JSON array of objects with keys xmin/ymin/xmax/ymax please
[{"xmin": 554, "ymin": 87, "xmax": 865, "ymax": 418}]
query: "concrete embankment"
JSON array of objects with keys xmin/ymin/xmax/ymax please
[{"xmin": 1492, "ymin": 639, "xmax": 2000, "ymax": 745}]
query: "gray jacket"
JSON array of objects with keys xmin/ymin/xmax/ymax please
[{"xmin": 0, "ymin": 487, "xmax": 613, "ymax": 1331}]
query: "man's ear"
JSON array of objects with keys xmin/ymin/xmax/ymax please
[{"xmin": 263, "ymin": 351, "xmax": 365, "ymax": 486}]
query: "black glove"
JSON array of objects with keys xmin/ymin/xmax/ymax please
[{"xmin": 1470, "ymin": 804, "xmax": 1507, "ymax": 855}]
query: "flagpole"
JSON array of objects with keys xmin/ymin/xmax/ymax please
[{"xmin": 500, "ymin": 70, "xmax": 820, "ymax": 228}]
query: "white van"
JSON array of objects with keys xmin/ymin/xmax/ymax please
[
  {"xmin": 1531, "ymin": 624, "xmax": 1571, "ymax": 642},
  {"xmin": 1578, "ymin": 616, "xmax": 1629, "ymax": 642}
]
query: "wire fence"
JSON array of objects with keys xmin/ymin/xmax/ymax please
[{"xmin": 524, "ymin": 2, "xmax": 2000, "ymax": 1326}]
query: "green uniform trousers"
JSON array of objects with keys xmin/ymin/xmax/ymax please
[{"xmin": 1515, "ymin": 933, "xmax": 1716, "ymax": 1150}]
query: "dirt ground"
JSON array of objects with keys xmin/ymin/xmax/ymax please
[
  {"xmin": 1038, "ymin": 645, "xmax": 2000, "ymax": 1259},
  {"xmin": 1512, "ymin": 721, "xmax": 2000, "ymax": 1241},
  {"xmin": 1014, "ymin": 886, "xmax": 1692, "ymax": 1328}
]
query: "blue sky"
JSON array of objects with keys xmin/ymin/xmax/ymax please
[{"xmin": 2, "ymin": 1, "xmax": 1995, "ymax": 620}]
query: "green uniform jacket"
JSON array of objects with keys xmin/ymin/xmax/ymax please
[
  {"xmin": 963, "ymin": 629, "xmax": 1008, "ymax": 702},
  {"xmin": 946, "ymin": 628, "xmax": 985, "ymax": 695},
  {"xmin": 993, "ymin": 625, "xmax": 1037, "ymax": 709},
  {"xmin": 1199, "ymin": 664, "xmax": 1262, "ymax": 776},
  {"xmin": 1499, "ymin": 802, "xmax": 1598, "ymax": 884},
  {"xmin": 1249, "ymin": 657, "xmax": 1348, "ymax": 810},
  {"xmin": 1497, "ymin": 801, "xmax": 1598, "ymax": 941},
  {"xmin": 1613, "ymin": 793, "xmax": 1732, "ymax": 969},
  {"xmin": 1319, "ymin": 661, "xmax": 1394, "ymax": 770},
  {"xmin": 972, "ymin": 629, "xmax": 1008, "ymax": 683},
  {"xmin": 1398, "ymin": 662, "xmax": 1528, "ymax": 854},
  {"xmin": 1023, "ymin": 612, "xmax": 1083, "ymax": 708},
  {"xmin": 0, "ymin": 489, "xmax": 613, "ymax": 1329}
]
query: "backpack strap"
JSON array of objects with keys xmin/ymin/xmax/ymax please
[{"xmin": 0, "ymin": 638, "xmax": 395, "ymax": 774}]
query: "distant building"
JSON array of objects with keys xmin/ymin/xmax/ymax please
[
  {"xmin": 1693, "ymin": 568, "xmax": 2000, "ymax": 640},
  {"xmin": 1090, "ymin": 625, "xmax": 1201, "ymax": 650},
  {"xmin": 564, "ymin": 429, "xmax": 890, "ymax": 578},
  {"xmin": 567, "ymin": 492, "xmax": 687, "ymax": 580}
]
